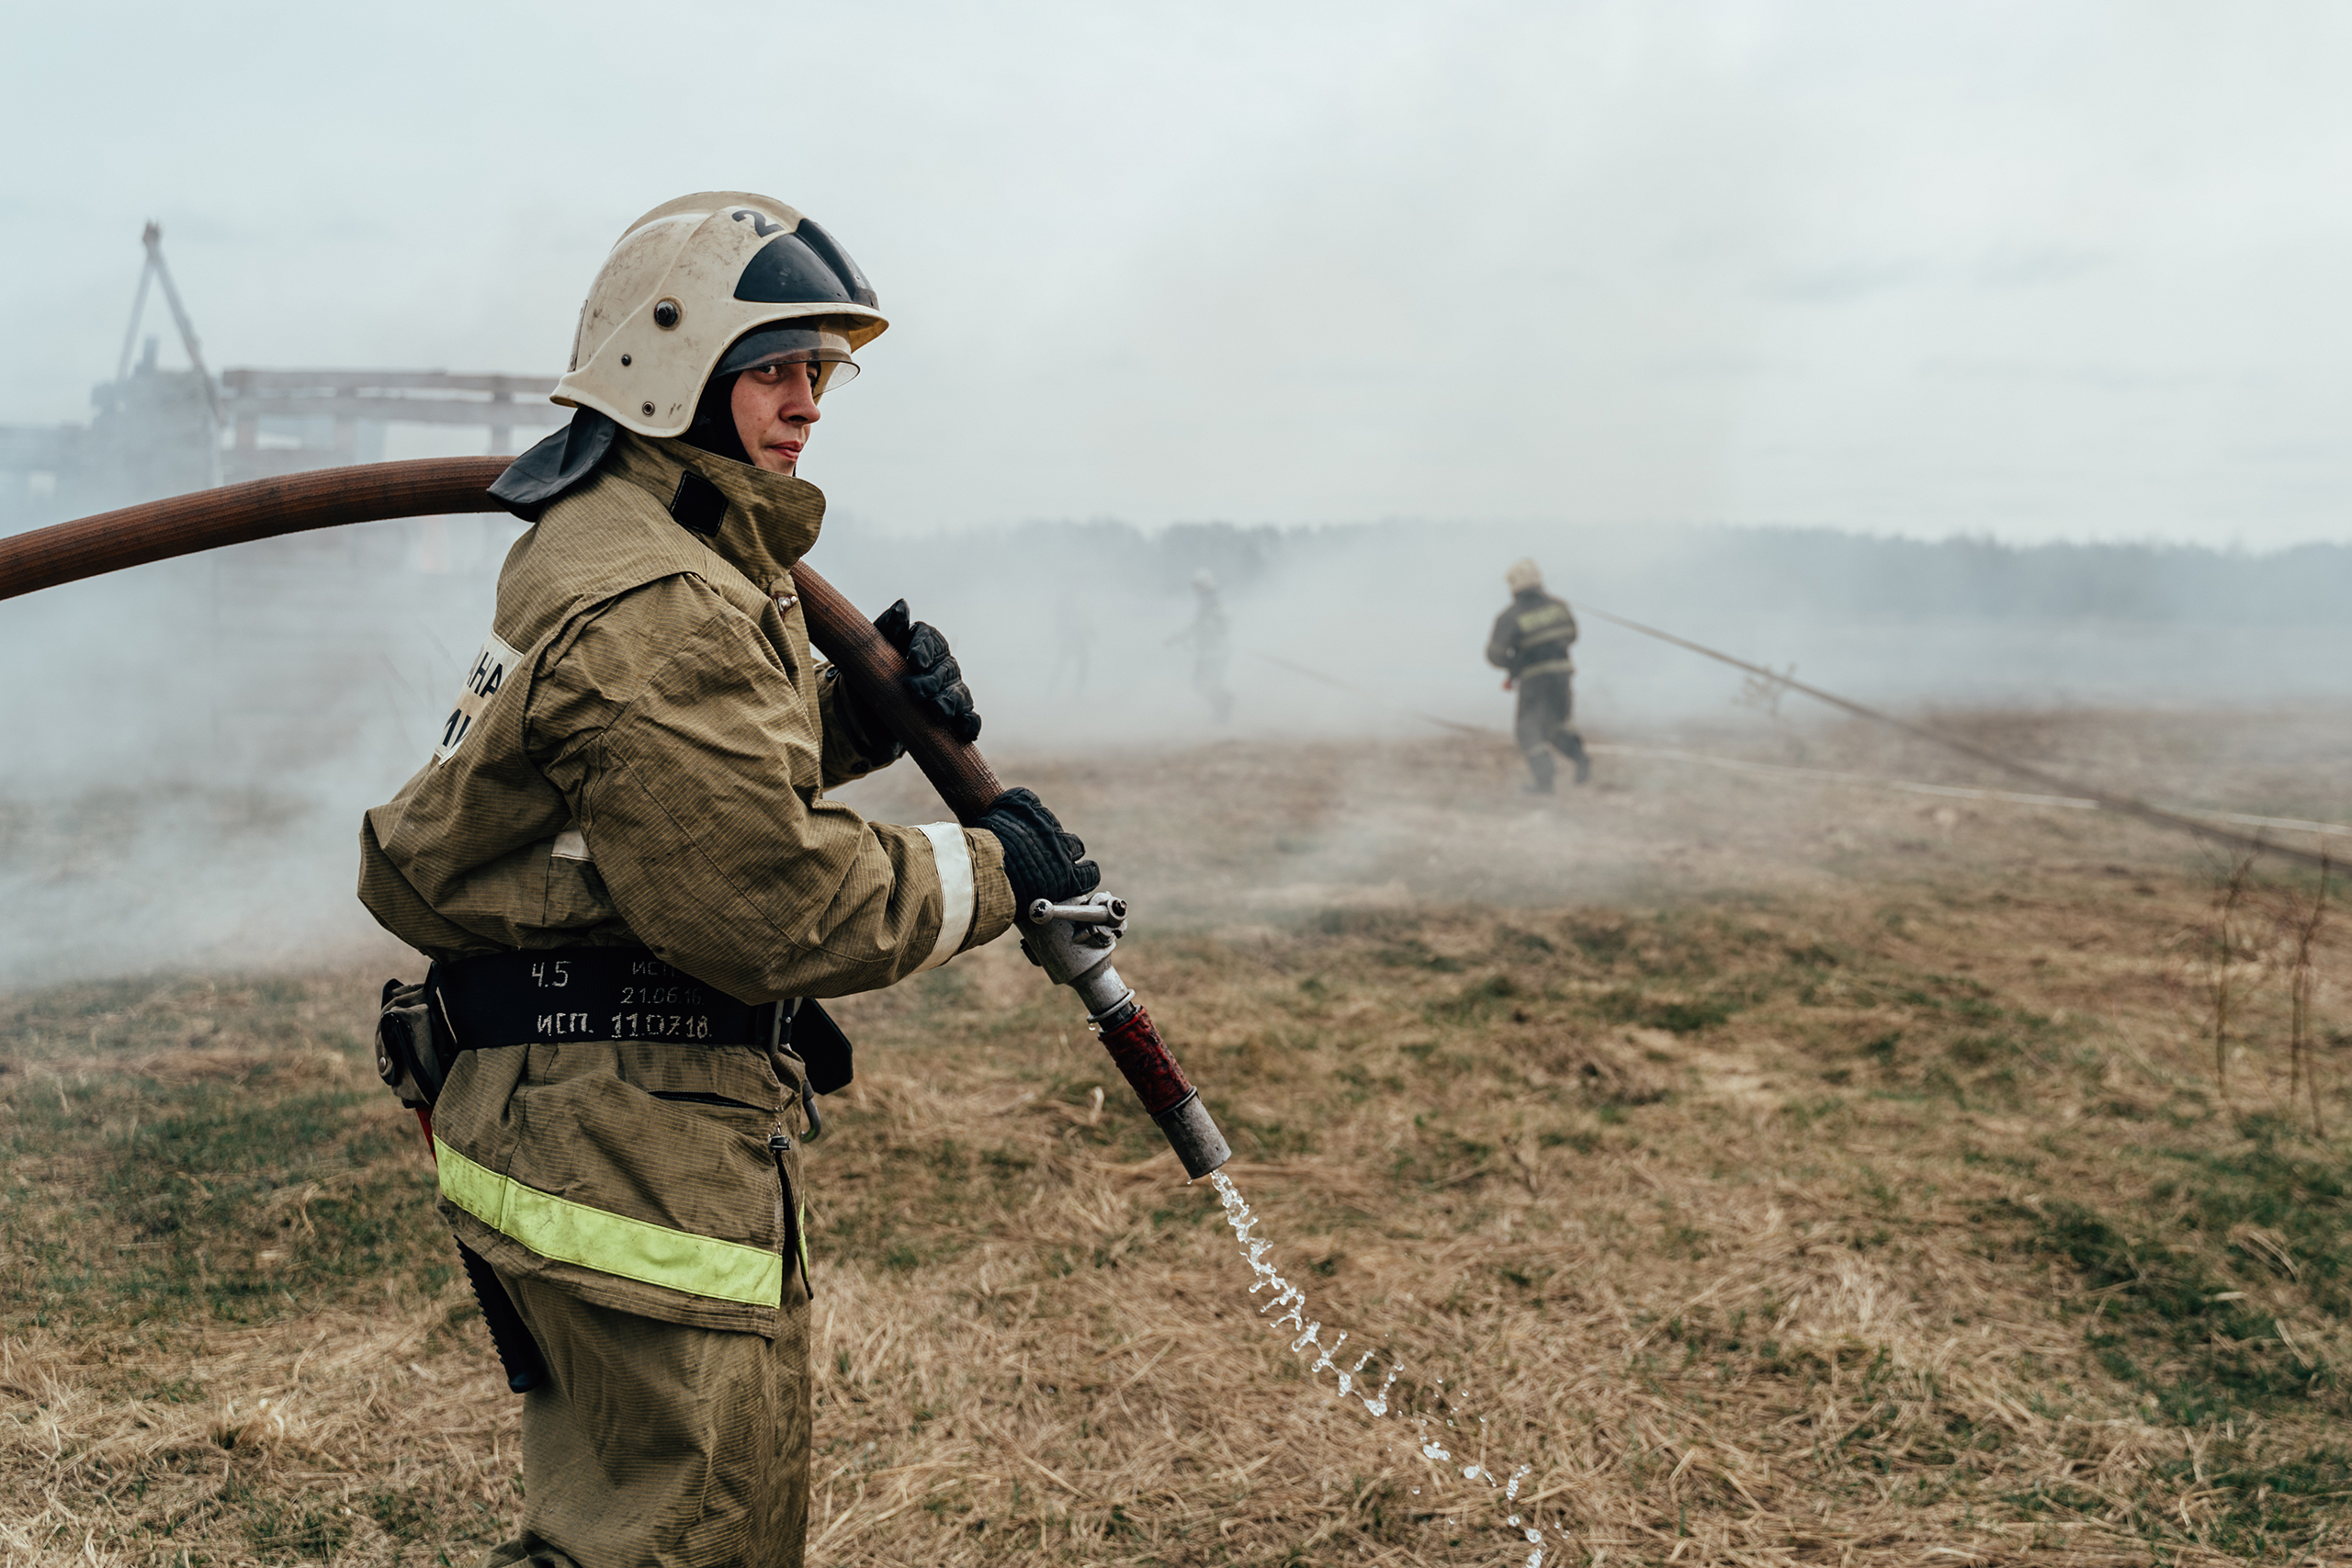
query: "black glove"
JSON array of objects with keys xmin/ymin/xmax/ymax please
[
  {"xmin": 977, "ymin": 787, "xmax": 1101, "ymax": 908},
  {"xmin": 873, "ymin": 599, "xmax": 981, "ymax": 743}
]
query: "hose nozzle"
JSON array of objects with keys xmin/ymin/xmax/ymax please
[
  {"xmin": 1018, "ymin": 891, "xmax": 1232, "ymax": 1179},
  {"xmin": 1092, "ymin": 999, "xmax": 1232, "ymax": 1179},
  {"xmin": 1028, "ymin": 896, "xmax": 1127, "ymax": 926}
]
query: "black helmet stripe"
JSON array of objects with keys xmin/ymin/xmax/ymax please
[
  {"xmin": 788, "ymin": 219, "xmax": 878, "ymax": 309},
  {"xmin": 733, "ymin": 224, "xmax": 879, "ymax": 310}
]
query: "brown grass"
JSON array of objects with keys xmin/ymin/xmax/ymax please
[{"xmin": 6, "ymin": 714, "xmax": 2352, "ymax": 1565}]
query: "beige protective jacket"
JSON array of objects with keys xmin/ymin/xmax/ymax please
[{"xmin": 358, "ymin": 429, "xmax": 1013, "ymax": 1335}]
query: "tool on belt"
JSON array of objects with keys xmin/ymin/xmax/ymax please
[
  {"xmin": 374, "ymin": 976, "xmax": 547, "ymax": 1392},
  {"xmin": 4, "ymin": 458, "xmax": 1234, "ymax": 1382}
]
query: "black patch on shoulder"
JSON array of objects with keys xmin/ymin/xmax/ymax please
[{"xmin": 669, "ymin": 470, "xmax": 728, "ymax": 536}]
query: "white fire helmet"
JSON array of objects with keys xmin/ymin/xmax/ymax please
[
  {"xmin": 552, "ymin": 191, "xmax": 888, "ymax": 439},
  {"xmin": 1506, "ymin": 558, "xmax": 1544, "ymax": 593}
]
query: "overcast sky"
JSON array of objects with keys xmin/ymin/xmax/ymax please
[{"xmin": 8, "ymin": 1, "xmax": 2352, "ymax": 547}]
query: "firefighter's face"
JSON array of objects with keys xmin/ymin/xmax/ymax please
[{"xmin": 730, "ymin": 363, "xmax": 823, "ymax": 474}]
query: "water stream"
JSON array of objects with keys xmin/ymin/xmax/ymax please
[{"xmin": 1210, "ymin": 1170, "xmax": 1555, "ymax": 1565}]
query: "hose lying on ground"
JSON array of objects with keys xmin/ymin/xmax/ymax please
[
  {"xmin": 1588, "ymin": 743, "xmax": 2352, "ymax": 840},
  {"xmin": 1246, "ymin": 635, "xmax": 2340, "ymax": 872},
  {"xmin": 1567, "ymin": 604, "xmax": 2335, "ymax": 872}
]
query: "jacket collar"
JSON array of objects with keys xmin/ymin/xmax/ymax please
[{"xmin": 605, "ymin": 428, "xmax": 826, "ymax": 596}]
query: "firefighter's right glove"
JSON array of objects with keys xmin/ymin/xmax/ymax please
[
  {"xmin": 977, "ymin": 787, "xmax": 1102, "ymax": 908},
  {"xmin": 873, "ymin": 599, "xmax": 981, "ymax": 743}
]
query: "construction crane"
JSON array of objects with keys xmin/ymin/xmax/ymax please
[
  {"xmin": 117, "ymin": 221, "xmax": 222, "ymax": 431},
  {"xmin": 2, "ymin": 225, "xmax": 566, "ymax": 525}
]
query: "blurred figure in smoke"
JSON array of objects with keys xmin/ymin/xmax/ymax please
[
  {"xmin": 1169, "ymin": 569, "xmax": 1234, "ymax": 723},
  {"xmin": 1050, "ymin": 585, "xmax": 1094, "ymax": 694},
  {"xmin": 1487, "ymin": 558, "xmax": 1589, "ymax": 792}
]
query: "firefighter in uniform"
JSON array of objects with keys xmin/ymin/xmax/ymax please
[
  {"xmin": 1486, "ymin": 557, "xmax": 1590, "ymax": 792},
  {"xmin": 356, "ymin": 193, "xmax": 1097, "ymax": 1568},
  {"xmin": 1170, "ymin": 569, "xmax": 1233, "ymax": 723}
]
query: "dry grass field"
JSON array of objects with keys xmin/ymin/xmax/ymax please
[{"xmin": 5, "ymin": 710, "xmax": 2351, "ymax": 1566}]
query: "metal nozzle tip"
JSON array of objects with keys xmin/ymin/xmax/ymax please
[{"xmin": 1151, "ymin": 1091, "xmax": 1233, "ymax": 1180}]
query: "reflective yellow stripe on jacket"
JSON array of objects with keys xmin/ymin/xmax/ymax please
[
  {"xmin": 1515, "ymin": 602, "xmax": 1577, "ymax": 679},
  {"xmin": 1516, "ymin": 603, "xmax": 1576, "ymax": 638},
  {"xmin": 435, "ymin": 1137, "xmax": 785, "ymax": 1307}
]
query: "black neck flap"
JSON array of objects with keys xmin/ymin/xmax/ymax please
[{"xmin": 487, "ymin": 408, "xmax": 619, "ymax": 522}]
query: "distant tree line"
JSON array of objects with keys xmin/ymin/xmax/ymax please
[{"xmin": 839, "ymin": 517, "xmax": 2348, "ymax": 627}]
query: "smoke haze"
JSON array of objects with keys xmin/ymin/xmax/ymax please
[
  {"xmin": 10, "ymin": 2, "xmax": 2352, "ymax": 545},
  {"xmin": 6, "ymin": 4, "xmax": 2352, "ymax": 984},
  {"xmin": 4, "ymin": 513, "xmax": 2346, "ymax": 984}
]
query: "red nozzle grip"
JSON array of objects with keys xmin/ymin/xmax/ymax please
[{"xmin": 1094, "ymin": 1005, "xmax": 1194, "ymax": 1116}]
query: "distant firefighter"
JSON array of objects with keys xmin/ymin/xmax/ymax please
[
  {"xmin": 1486, "ymin": 558, "xmax": 1589, "ymax": 792},
  {"xmin": 1050, "ymin": 589, "xmax": 1094, "ymax": 694},
  {"xmin": 1170, "ymin": 569, "xmax": 1234, "ymax": 723}
]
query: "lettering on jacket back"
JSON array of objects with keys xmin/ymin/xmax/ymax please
[{"xmin": 435, "ymin": 630, "xmax": 526, "ymax": 764}]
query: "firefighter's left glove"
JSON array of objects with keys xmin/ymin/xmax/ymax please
[
  {"xmin": 978, "ymin": 787, "xmax": 1101, "ymax": 908},
  {"xmin": 874, "ymin": 599, "xmax": 981, "ymax": 743}
]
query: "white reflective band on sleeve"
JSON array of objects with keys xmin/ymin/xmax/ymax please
[
  {"xmin": 551, "ymin": 826, "xmax": 593, "ymax": 863},
  {"xmin": 434, "ymin": 629, "xmax": 525, "ymax": 764},
  {"xmin": 913, "ymin": 822, "xmax": 975, "ymax": 972}
]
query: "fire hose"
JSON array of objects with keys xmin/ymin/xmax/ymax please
[
  {"xmin": 0, "ymin": 458, "xmax": 1233, "ymax": 1180},
  {"xmin": 1566, "ymin": 603, "xmax": 2339, "ymax": 874},
  {"xmin": 1250, "ymin": 627, "xmax": 2337, "ymax": 874}
]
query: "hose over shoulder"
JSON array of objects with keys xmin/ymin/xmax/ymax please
[
  {"xmin": 793, "ymin": 565, "xmax": 1006, "ymax": 823},
  {"xmin": 0, "ymin": 457, "xmax": 514, "ymax": 604},
  {"xmin": 7, "ymin": 457, "xmax": 1205, "ymax": 1174},
  {"xmin": 0, "ymin": 456, "xmax": 1006, "ymax": 823}
]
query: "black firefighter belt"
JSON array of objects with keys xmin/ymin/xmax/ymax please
[
  {"xmin": 375, "ymin": 948, "xmax": 854, "ymax": 1111},
  {"xmin": 433, "ymin": 948, "xmax": 763, "ymax": 1047}
]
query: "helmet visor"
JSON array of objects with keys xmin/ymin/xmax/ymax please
[{"xmin": 716, "ymin": 322, "xmax": 860, "ymax": 396}]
